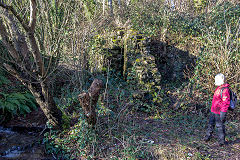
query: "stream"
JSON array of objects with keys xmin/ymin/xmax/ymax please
[{"xmin": 0, "ymin": 126, "xmax": 53, "ymax": 159}]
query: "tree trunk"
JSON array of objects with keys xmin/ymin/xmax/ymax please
[
  {"xmin": 28, "ymin": 81, "xmax": 62, "ymax": 129},
  {"xmin": 108, "ymin": 0, "xmax": 114, "ymax": 17}
]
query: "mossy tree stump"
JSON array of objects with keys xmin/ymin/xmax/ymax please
[{"xmin": 78, "ymin": 79, "xmax": 103, "ymax": 126}]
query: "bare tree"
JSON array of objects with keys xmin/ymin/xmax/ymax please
[{"xmin": 0, "ymin": 0, "xmax": 62, "ymax": 129}]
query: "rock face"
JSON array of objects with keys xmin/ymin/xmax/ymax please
[
  {"xmin": 127, "ymin": 37, "xmax": 163, "ymax": 106},
  {"xmin": 107, "ymin": 45, "xmax": 124, "ymax": 76},
  {"xmin": 97, "ymin": 29, "xmax": 163, "ymax": 106}
]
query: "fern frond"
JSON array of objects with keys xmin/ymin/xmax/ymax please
[
  {"xmin": 20, "ymin": 105, "xmax": 31, "ymax": 113},
  {"xmin": 0, "ymin": 75, "xmax": 10, "ymax": 85}
]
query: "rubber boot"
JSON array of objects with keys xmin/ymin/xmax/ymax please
[
  {"xmin": 217, "ymin": 112, "xmax": 226, "ymax": 146},
  {"xmin": 216, "ymin": 122, "xmax": 226, "ymax": 146},
  {"xmin": 204, "ymin": 124, "xmax": 214, "ymax": 142},
  {"xmin": 204, "ymin": 113, "xmax": 215, "ymax": 142}
]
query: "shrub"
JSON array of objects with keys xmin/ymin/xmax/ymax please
[{"xmin": 0, "ymin": 91, "xmax": 37, "ymax": 122}]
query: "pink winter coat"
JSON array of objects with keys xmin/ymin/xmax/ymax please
[{"xmin": 211, "ymin": 83, "xmax": 231, "ymax": 114}]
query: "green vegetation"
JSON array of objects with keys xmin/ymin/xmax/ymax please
[
  {"xmin": 0, "ymin": 69, "xmax": 37, "ymax": 123},
  {"xmin": 0, "ymin": 91, "xmax": 37, "ymax": 116},
  {"xmin": 0, "ymin": 0, "xmax": 240, "ymax": 159}
]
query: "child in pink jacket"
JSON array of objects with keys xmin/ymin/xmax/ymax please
[{"xmin": 204, "ymin": 73, "xmax": 230, "ymax": 146}]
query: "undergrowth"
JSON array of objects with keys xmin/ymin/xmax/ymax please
[
  {"xmin": 0, "ymin": 69, "xmax": 37, "ymax": 123},
  {"xmin": 40, "ymin": 1, "xmax": 240, "ymax": 159},
  {"xmin": 0, "ymin": 1, "xmax": 239, "ymax": 159},
  {"xmin": 42, "ymin": 68, "xmax": 240, "ymax": 159}
]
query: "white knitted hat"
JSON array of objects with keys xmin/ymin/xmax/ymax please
[{"xmin": 215, "ymin": 73, "xmax": 225, "ymax": 86}]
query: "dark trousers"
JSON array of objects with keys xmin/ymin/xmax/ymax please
[{"xmin": 206, "ymin": 112, "xmax": 226, "ymax": 143}]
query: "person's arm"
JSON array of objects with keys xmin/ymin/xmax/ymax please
[{"xmin": 220, "ymin": 88, "xmax": 230, "ymax": 113}]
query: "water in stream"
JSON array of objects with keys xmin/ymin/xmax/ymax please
[{"xmin": 0, "ymin": 126, "xmax": 53, "ymax": 159}]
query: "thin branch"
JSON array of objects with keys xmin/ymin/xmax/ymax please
[
  {"xmin": 0, "ymin": 2, "xmax": 29, "ymax": 31},
  {"xmin": 27, "ymin": 32, "xmax": 45, "ymax": 77},
  {"xmin": 0, "ymin": 13, "xmax": 34, "ymax": 75},
  {"xmin": 2, "ymin": 11, "xmax": 30, "ymax": 60},
  {"xmin": 0, "ymin": 1, "xmax": 45, "ymax": 77},
  {"xmin": 29, "ymin": 0, "xmax": 36, "ymax": 30},
  {"xmin": 3, "ymin": 63, "xmax": 29, "ymax": 85},
  {"xmin": 26, "ymin": 0, "xmax": 45, "ymax": 77},
  {"xmin": 4, "ymin": 12, "xmax": 22, "ymax": 52},
  {"xmin": 0, "ymin": 19, "xmax": 19, "ymax": 60}
]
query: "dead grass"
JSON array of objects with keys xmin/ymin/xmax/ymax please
[{"xmin": 96, "ymin": 109, "xmax": 240, "ymax": 159}]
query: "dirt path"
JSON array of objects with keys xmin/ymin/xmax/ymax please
[{"xmin": 130, "ymin": 113, "xmax": 240, "ymax": 159}]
